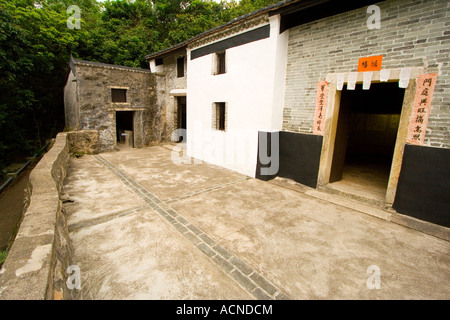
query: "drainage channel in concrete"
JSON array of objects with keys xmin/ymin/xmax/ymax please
[
  {"xmin": 65, "ymin": 155, "xmax": 253, "ymax": 299},
  {"xmin": 94, "ymin": 154, "xmax": 290, "ymax": 300},
  {"xmin": 63, "ymin": 147, "xmax": 450, "ymax": 300}
]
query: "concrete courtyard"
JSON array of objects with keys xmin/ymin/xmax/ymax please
[{"xmin": 62, "ymin": 145, "xmax": 450, "ymax": 300}]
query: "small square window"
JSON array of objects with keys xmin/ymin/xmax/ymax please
[
  {"xmin": 155, "ymin": 58, "xmax": 164, "ymax": 66},
  {"xmin": 111, "ymin": 89, "xmax": 127, "ymax": 103},
  {"xmin": 213, "ymin": 102, "xmax": 226, "ymax": 131}
]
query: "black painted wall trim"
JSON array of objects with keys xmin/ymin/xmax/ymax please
[
  {"xmin": 256, "ymin": 131, "xmax": 323, "ymax": 189},
  {"xmin": 256, "ymin": 132, "xmax": 450, "ymax": 228},
  {"xmin": 190, "ymin": 25, "xmax": 270, "ymax": 60},
  {"xmin": 393, "ymin": 144, "xmax": 450, "ymax": 228}
]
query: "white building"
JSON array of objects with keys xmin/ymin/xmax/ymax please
[
  {"xmin": 146, "ymin": 5, "xmax": 289, "ymax": 177},
  {"xmin": 144, "ymin": 0, "xmax": 450, "ymax": 228}
]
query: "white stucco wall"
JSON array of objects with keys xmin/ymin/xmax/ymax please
[{"xmin": 186, "ymin": 15, "xmax": 288, "ymax": 177}]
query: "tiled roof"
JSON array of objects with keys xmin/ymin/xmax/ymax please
[{"xmin": 71, "ymin": 57, "xmax": 152, "ymax": 73}]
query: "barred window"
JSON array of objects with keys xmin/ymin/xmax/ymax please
[
  {"xmin": 177, "ymin": 56, "xmax": 185, "ymax": 78},
  {"xmin": 213, "ymin": 102, "xmax": 226, "ymax": 131},
  {"xmin": 111, "ymin": 88, "xmax": 127, "ymax": 103},
  {"xmin": 216, "ymin": 52, "xmax": 226, "ymax": 75}
]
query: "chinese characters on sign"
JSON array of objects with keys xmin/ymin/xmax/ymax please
[
  {"xmin": 357, "ymin": 55, "xmax": 383, "ymax": 72},
  {"xmin": 313, "ymin": 81, "xmax": 329, "ymax": 135},
  {"xmin": 407, "ymin": 73, "xmax": 438, "ymax": 145}
]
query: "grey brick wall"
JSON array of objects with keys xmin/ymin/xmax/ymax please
[{"xmin": 283, "ymin": 0, "xmax": 449, "ymax": 148}]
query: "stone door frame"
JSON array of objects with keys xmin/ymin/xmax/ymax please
[
  {"xmin": 317, "ymin": 67, "xmax": 424, "ymax": 206},
  {"xmin": 112, "ymin": 108, "xmax": 145, "ymax": 148}
]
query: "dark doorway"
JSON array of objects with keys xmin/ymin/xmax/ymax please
[
  {"xmin": 116, "ymin": 111, "xmax": 134, "ymax": 147},
  {"xmin": 329, "ymin": 82, "xmax": 405, "ymax": 200},
  {"xmin": 177, "ymin": 96, "xmax": 187, "ymax": 142}
]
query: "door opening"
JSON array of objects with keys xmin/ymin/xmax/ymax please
[
  {"xmin": 328, "ymin": 82, "xmax": 405, "ymax": 202},
  {"xmin": 116, "ymin": 111, "xmax": 134, "ymax": 147},
  {"xmin": 177, "ymin": 96, "xmax": 187, "ymax": 143}
]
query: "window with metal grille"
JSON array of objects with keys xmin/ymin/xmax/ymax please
[
  {"xmin": 216, "ymin": 52, "xmax": 226, "ymax": 75},
  {"xmin": 177, "ymin": 56, "xmax": 185, "ymax": 78},
  {"xmin": 111, "ymin": 89, "xmax": 127, "ymax": 103},
  {"xmin": 214, "ymin": 102, "xmax": 226, "ymax": 131}
]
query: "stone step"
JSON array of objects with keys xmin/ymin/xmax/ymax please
[
  {"xmin": 317, "ymin": 184, "xmax": 386, "ymax": 209},
  {"xmin": 305, "ymin": 188, "xmax": 450, "ymax": 242},
  {"xmin": 305, "ymin": 189, "xmax": 393, "ymax": 221}
]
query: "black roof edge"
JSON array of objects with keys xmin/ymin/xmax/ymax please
[
  {"xmin": 144, "ymin": 0, "xmax": 300, "ymax": 61},
  {"xmin": 276, "ymin": 0, "xmax": 383, "ymax": 33},
  {"xmin": 144, "ymin": 0, "xmax": 379, "ymax": 60},
  {"xmin": 145, "ymin": 44, "xmax": 189, "ymax": 61},
  {"xmin": 268, "ymin": 0, "xmax": 330, "ymax": 16}
]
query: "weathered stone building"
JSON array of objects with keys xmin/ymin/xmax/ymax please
[
  {"xmin": 148, "ymin": 48, "xmax": 187, "ymax": 142},
  {"xmin": 64, "ymin": 0, "xmax": 449, "ymax": 228},
  {"xmin": 64, "ymin": 57, "xmax": 157, "ymax": 152}
]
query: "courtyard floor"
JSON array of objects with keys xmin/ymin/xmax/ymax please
[{"xmin": 62, "ymin": 145, "xmax": 450, "ymax": 300}]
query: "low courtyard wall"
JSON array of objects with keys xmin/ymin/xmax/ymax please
[{"xmin": 0, "ymin": 130, "xmax": 98, "ymax": 300}]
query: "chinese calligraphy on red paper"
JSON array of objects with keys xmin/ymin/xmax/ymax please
[
  {"xmin": 407, "ymin": 73, "xmax": 437, "ymax": 145},
  {"xmin": 313, "ymin": 81, "xmax": 329, "ymax": 135}
]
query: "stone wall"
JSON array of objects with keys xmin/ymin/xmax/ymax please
[
  {"xmin": 69, "ymin": 60, "xmax": 156, "ymax": 152},
  {"xmin": 67, "ymin": 130, "xmax": 100, "ymax": 155},
  {"xmin": 152, "ymin": 49, "xmax": 187, "ymax": 142},
  {"xmin": 0, "ymin": 131, "xmax": 98, "ymax": 300},
  {"xmin": 64, "ymin": 71, "xmax": 79, "ymax": 131},
  {"xmin": 283, "ymin": 0, "xmax": 449, "ymax": 148}
]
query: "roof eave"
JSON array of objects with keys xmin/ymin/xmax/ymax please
[
  {"xmin": 145, "ymin": 44, "xmax": 188, "ymax": 61},
  {"xmin": 144, "ymin": 0, "xmax": 299, "ymax": 61}
]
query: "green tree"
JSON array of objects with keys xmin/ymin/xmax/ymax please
[
  {"xmin": 0, "ymin": 2, "xmax": 34, "ymax": 163},
  {"xmin": 0, "ymin": 0, "xmax": 281, "ymax": 170},
  {"xmin": 0, "ymin": 0, "xmax": 97, "ymax": 168},
  {"xmin": 167, "ymin": 0, "xmax": 225, "ymax": 45}
]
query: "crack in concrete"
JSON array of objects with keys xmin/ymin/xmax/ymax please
[
  {"xmin": 68, "ymin": 205, "xmax": 147, "ymax": 232},
  {"xmin": 164, "ymin": 177, "xmax": 251, "ymax": 204}
]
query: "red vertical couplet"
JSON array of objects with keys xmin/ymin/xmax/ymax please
[
  {"xmin": 407, "ymin": 73, "xmax": 438, "ymax": 145},
  {"xmin": 313, "ymin": 81, "xmax": 329, "ymax": 135}
]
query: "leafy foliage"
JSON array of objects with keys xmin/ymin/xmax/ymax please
[
  {"xmin": 0, "ymin": 0, "xmax": 280, "ymax": 169},
  {"xmin": 0, "ymin": 250, "xmax": 7, "ymax": 266}
]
